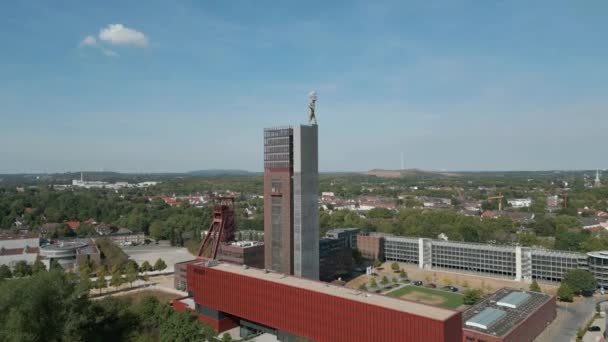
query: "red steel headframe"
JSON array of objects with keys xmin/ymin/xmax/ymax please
[{"xmin": 197, "ymin": 197, "xmax": 236, "ymax": 260}]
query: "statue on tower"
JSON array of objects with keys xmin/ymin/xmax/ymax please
[{"xmin": 308, "ymin": 91, "xmax": 318, "ymax": 125}]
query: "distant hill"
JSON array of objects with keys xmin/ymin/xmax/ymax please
[
  {"xmin": 367, "ymin": 168, "xmax": 463, "ymax": 178},
  {"xmin": 187, "ymin": 169, "xmax": 257, "ymax": 176}
]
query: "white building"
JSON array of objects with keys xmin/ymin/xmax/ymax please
[{"xmin": 508, "ymin": 198, "xmax": 532, "ymax": 208}]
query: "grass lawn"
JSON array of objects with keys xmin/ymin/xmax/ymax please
[{"xmin": 385, "ymin": 285, "xmax": 464, "ymax": 309}]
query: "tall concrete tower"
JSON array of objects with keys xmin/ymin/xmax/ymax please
[{"xmin": 263, "ymin": 94, "xmax": 319, "ymax": 280}]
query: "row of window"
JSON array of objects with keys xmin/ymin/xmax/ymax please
[{"xmin": 264, "ymin": 129, "xmax": 292, "ymax": 138}]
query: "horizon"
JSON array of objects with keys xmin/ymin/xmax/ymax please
[{"xmin": 1, "ymin": 1, "xmax": 607, "ymax": 173}]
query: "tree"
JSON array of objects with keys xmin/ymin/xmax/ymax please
[
  {"xmin": 110, "ymin": 267, "xmax": 124, "ymax": 288},
  {"xmin": 381, "ymin": 276, "xmax": 389, "ymax": 285},
  {"xmin": 557, "ymin": 283, "xmax": 574, "ymax": 302},
  {"xmin": 352, "ymin": 248, "xmax": 363, "ymax": 265},
  {"xmin": 32, "ymin": 259, "xmax": 47, "ymax": 274},
  {"xmin": 154, "ymin": 258, "xmax": 167, "ymax": 272},
  {"xmin": 0, "ymin": 264, "xmax": 12, "ymax": 281},
  {"xmin": 369, "ymin": 278, "xmax": 377, "ymax": 288},
  {"xmin": 13, "ymin": 260, "xmax": 32, "ymax": 277},
  {"xmin": 358, "ymin": 283, "xmax": 367, "ymax": 291},
  {"xmin": 463, "ymin": 288, "xmax": 483, "ymax": 305},
  {"xmin": 372, "ymin": 259, "xmax": 382, "ymax": 268},
  {"xmin": 125, "ymin": 262, "xmax": 139, "ymax": 288},
  {"xmin": 392, "ymin": 276, "xmax": 398, "ymax": 283},
  {"xmin": 221, "ymin": 332, "xmax": 233, "ymax": 342},
  {"xmin": 442, "ymin": 278, "xmax": 453, "ymax": 287},
  {"xmin": 529, "ymin": 279, "xmax": 541, "ymax": 292},
  {"xmin": 94, "ymin": 267, "xmax": 108, "ymax": 295},
  {"xmin": 399, "ymin": 270, "xmax": 408, "ymax": 279},
  {"xmin": 390, "ymin": 262, "xmax": 400, "ymax": 272},
  {"xmin": 50, "ymin": 259, "xmax": 63, "ymax": 272},
  {"xmin": 140, "ymin": 260, "xmax": 153, "ymax": 273},
  {"xmin": 563, "ymin": 269, "xmax": 597, "ymax": 296}
]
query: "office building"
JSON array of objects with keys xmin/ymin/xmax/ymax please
[
  {"xmin": 173, "ymin": 260, "xmax": 462, "ymax": 342},
  {"xmin": 382, "ymin": 235, "xmax": 596, "ymax": 285},
  {"xmin": 325, "ymin": 227, "xmax": 360, "ymax": 249},
  {"xmin": 264, "ymin": 123, "xmax": 319, "ymax": 279},
  {"xmin": 319, "ymin": 237, "xmax": 353, "ymax": 281}
]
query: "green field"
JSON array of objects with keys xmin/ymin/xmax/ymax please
[{"xmin": 385, "ymin": 286, "xmax": 464, "ymax": 309}]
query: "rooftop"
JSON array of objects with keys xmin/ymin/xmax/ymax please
[
  {"xmin": 192, "ymin": 261, "xmax": 458, "ymax": 321},
  {"xmin": 0, "ymin": 233, "xmax": 39, "ymax": 241},
  {"xmin": 462, "ymin": 288, "xmax": 553, "ymax": 337}
]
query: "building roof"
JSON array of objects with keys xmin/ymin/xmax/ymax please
[
  {"xmin": 462, "ymin": 288, "xmax": 553, "ymax": 337},
  {"xmin": 0, "ymin": 233, "xmax": 39, "ymax": 241},
  {"xmin": 194, "ymin": 261, "xmax": 458, "ymax": 321},
  {"xmin": 66, "ymin": 221, "xmax": 80, "ymax": 230},
  {"xmin": 0, "ymin": 246, "xmax": 39, "ymax": 256}
]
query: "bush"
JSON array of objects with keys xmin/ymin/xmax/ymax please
[
  {"xmin": 557, "ymin": 283, "xmax": 574, "ymax": 302},
  {"xmin": 463, "ymin": 288, "xmax": 483, "ymax": 305},
  {"xmin": 391, "ymin": 262, "xmax": 400, "ymax": 272},
  {"xmin": 529, "ymin": 280, "xmax": 541, "ymax": 292}
]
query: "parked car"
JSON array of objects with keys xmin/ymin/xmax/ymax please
[
  {"xmin": 413, "ymin": 281, "xmax": 423, "ymax": 286},
  {"xmin": 442, "ymin": 286, "xmax": 458, "ymax": 292},
  {"xmin": 588, "ymin": 326, "xmax": 601, "ymax": 332},
  {"xmin": 424, "ymin": 283, "xmax": 437, "ymax": 288}
]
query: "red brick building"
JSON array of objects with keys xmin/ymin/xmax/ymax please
[
  {"xmin": 174, "ymin": 260, "xmax": 462, "ymax": 342},
  {"xmin": 462, "ymin": 288, "xmax": 556, "ymax": 342},
  {"xmin": 356, "ymin": 232, "xmax": 385, "ymax": 260}
]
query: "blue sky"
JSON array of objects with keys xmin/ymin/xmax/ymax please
[{"xmin": 1, "ymin": 1, "xmax": 607, "ymax": 173}]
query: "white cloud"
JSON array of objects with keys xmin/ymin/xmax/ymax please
[
  {"xmin": 80, "ymin": 35, "xmax": 97, "ymax": 46},
  {"xmin": 98, "ymin": 24, "xmax": 148, "ymax": 47}
]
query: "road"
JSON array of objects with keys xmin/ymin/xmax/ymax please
[{"xmin": 537, "ymin": 296, "xmax": 598, "ymax": 342}]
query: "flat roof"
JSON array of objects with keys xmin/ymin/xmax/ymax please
[
  {"xmin": 192, "ymin": 261, "xmax": 457, "ymax": 321},
  {"xmin": 462, "ymin": 288, "xmax": 553, "ymax": 337}
]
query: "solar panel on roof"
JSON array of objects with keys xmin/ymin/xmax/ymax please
[
  {"xmin": 497, "ymin": 292, "xmax": 531, "ymax": 309},
  {"xmin": 465, "ymin": 308, "xmax": 506, "ymax": 330}
]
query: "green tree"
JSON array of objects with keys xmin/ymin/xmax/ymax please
[
  {"xmin": 557, "ymin": 283, "xmax": 574, "ymax": 302},
  {"xmin": 390, "ymin": 262, "xmax": 400, "ymax": 272},
  {"xmin": 381, "ymin": 276, "xmax": 389, "ymax": 285},
  {"xmin": 0, "ymin": 265, "xmax": 12, "ymax": 281},
  {"xmin": 13, "ymin": 260, "xmax": 32, "ymax": 277},
  {"xmin": 563, "ymin": 269, "xmax": 597, "ymax": 296},
  {"xmin": 125, "ymin": 262, "xmax": 139, "ymax": 288},
  {"xmin": 154, "ymin": 258, "xmax": 167, "ymax": 272},
  {"xmin": 392, "ymin": 276, "xmax": 398, "ymax": 283},
  {"xmin": 352, "ymin": 248, "xmax": 363, "ymax": 265},
  {"xmin": 110, "ymin": 267, "xmax": 124, "ymax": 288},
  {"xmin": 529, "ymin": 279, "xmax": 541, "ymax": 292},
  {"xmin": 159, "ymin": 309, "xmax": 214, "ymax": 342},
  {"xmin": 140, "ymin": 260, "xmax": 153, "ymax": 273},
  {"xmin": 358, "ymin": 283, "xmax": 367, "ymax": 291},
  {"xmin": 369, "ymin": 278, "xmax": 377, "ymax": 288},
  {"xmin": 221, "ymin": 332, "xmax": 233, "ymax": 342},
  {"xmin": 94, "ymin": 267, "xmax": 108, "ymax": 295},
  {"xmin": 463, "ymin": 288, "xmax": 483, "ymax": 305},
  {"xmin": 31, "ymin": 259, "xmax": 47, "ymax": 274},
  {"xmin": 50, "ymin": 259, "xmax": 64, "ymax": 272},
  {"xmin": 372, "ymin": 259, "xmax": 382, "ymax": 268}
]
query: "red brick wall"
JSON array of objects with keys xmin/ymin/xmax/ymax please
[{"xmin": 188, "ymin": 264, "xmax": 462, "ymax": 342}]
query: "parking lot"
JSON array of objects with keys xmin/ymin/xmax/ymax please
[{"xmin": 120, "ymin": 244, "xmax": 194, "ymax": 272}]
